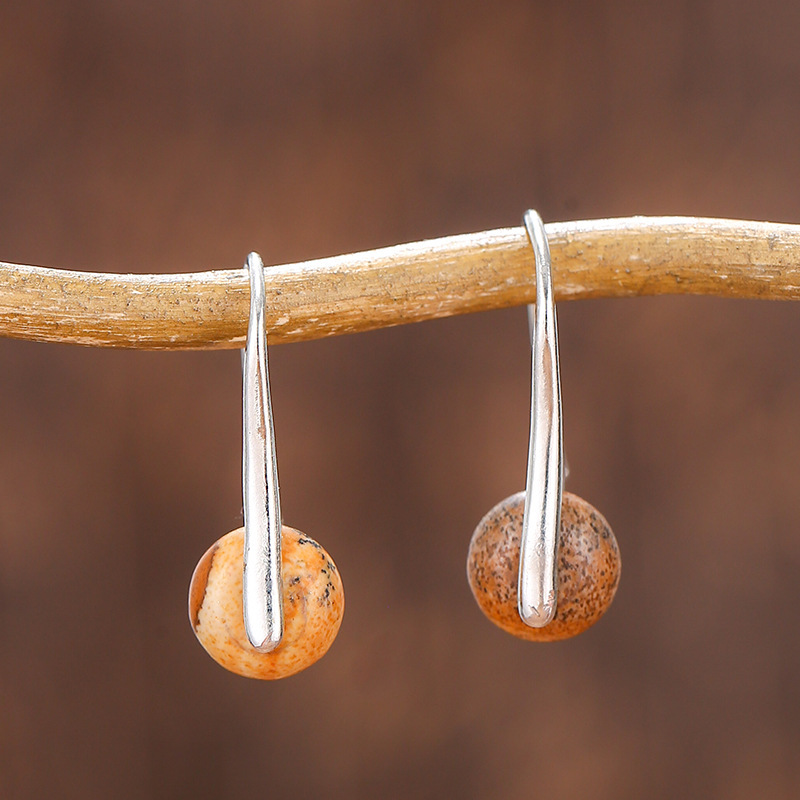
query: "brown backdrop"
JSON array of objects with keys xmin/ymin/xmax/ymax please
[{"xmin": 2, "ymin": 2, "xmax": 800, "ymax": 798}]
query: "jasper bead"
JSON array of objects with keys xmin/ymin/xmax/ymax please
[
  {"xmin": 189, "ymin": 526, "xmax": 344, "ymax": 679},
  {"xmin": 467, "ymin": 491, "xmax": 620, "ymax": 641}
]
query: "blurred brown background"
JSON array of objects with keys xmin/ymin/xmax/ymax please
[{"xmin": 2, "ymin": 2, "xmax": 800, "ymax": 798}]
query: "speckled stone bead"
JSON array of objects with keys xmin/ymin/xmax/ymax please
[
  {"xmin": 189, "ymin": 526, "xmax": 344, "ymax": 679},
  {"xmin": 467, "ymin": 491, "xmax": 620, "ymax": 641}
]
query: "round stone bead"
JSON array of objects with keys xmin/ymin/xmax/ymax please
[
  {"xmin": 189, "ymin": 526, "xmax": 344, "ymax": 679},
  {"xmin": 467, "ymin": 491, "xmax": 620, "ymax": 641}
]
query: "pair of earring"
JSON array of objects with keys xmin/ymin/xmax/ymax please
[{"xmin": 188, "ymin": 211, "xmax": 620, "ymax": 680}]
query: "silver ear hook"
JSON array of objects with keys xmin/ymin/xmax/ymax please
[
  {"xmin": 518, "ymin": 211, "xmax": 564, "ymax": 627},
  {"xmin": 242, "ymin": 252, "xmax": 284, "ymax": 652}
]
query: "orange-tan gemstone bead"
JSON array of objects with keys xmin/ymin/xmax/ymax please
[
  {"xmin": 467, "ymin": 491, "xmax": 620, "ymax": 641},
  {"xmin": 189, "ymin": 526, "xmax": 344, "ymax": 679}
]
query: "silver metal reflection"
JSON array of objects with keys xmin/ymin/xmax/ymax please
[
  {"xmin": 242, "ymin": 252, "xmax": 284, "ymax": 652},
  {"xmin": 518, "ymin": 210, "xmax": 564, "ymax": 628}
]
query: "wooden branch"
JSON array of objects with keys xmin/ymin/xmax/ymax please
[{"xmin": 1, "ymin": 216, "xmax": 799, "ymax": 350}]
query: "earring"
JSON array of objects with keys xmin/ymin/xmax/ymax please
[
  {"xmin": 188, "ymin": 252, "xmax": 344, "ymax": 678},
  {"xmin": 467, "ymin": 211, "xmax": 620, "ymax": 641}
]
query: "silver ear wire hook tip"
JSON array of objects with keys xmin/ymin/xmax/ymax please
[
  {"xmin": 242, "ymin": 252, "xmax": 284, "ymax": 652},
  {"xmin": 518, "ymin": 210, "xmax": 564, "ymax": 628}
]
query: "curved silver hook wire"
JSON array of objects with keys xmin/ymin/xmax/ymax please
[
  {"xmin": 518, "ymin": 211, "xmax": 564, "ymax": 627},
  {"xmin": 242, "ymin": 252, "xmax": 284, "ymax": 652}
]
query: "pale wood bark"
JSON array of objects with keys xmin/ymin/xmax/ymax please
[{"xmin": 1, "ymin": 217, "xmax": 798, "ymax": 350}]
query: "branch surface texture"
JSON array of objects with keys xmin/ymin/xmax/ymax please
[{"xmin": 1, "ymin": 217, "xmax": 798, "ymax": 350}]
